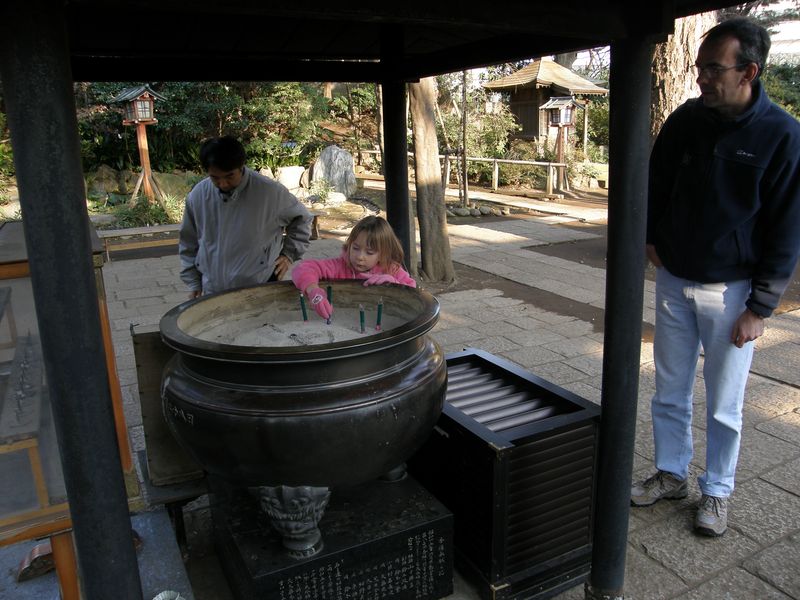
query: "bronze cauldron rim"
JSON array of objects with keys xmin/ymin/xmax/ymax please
[{"xmin": 159, "ymin": 280, "xmax": 440, "ymax": 363}]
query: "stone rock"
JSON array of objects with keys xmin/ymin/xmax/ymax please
[
  {"xmin": 446, "ymin": 209, "xmax": 456, "ymax": 217},
  {"xmin": 479, "ymin": 206, "xmax": 492, "ymax": 215},
  {"xmin": 89, "ymin": 213, "xmax": 117, "ymax": 227},
  {"xmin": 0, "ymin": 200, "xmax": 21, "ymax": 220},
  {"xmin": 312, "ymin": 145, "xmax": 357, "ymax": 197},
  {"xmin": 276, "ymin": 166, "xmax": 306, "ymax": 194},
  {"xmin": 86, "ymin": 164, "xmax": 121, "ymax": 197},
  {"xmin": 453, "ymin": 207, "xmax": 471, "ymax": 217},
  {"xmin": 325, "ymin": 191, "xmax": 348, "ymax": 206},
  {"xmin": 501, "ymin": 207, "xmax": 511, "ymax": 215},
  {"xmin": 259, "ymin": 167, "xmax": 275, "ymax": 180},
  {"xmin": 491, "ymin": 208, "xmax": 503, "ymax": 216},
  {"xmin": 469, "ymin": 208, "xmax": 481, "ymax": 217}
]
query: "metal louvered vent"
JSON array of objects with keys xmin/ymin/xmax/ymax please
[
  {"xmin": 409, "ymin": 348, "xmax": 601, "ymax": 599},
  {"xmin": 446, "ymin": 362, "xmax": 575, "ymax": 432}
]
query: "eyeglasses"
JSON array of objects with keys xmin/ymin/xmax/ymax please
[{"xmin": 692, "ymin": 62, "xmax": 749, "ymax": 78}]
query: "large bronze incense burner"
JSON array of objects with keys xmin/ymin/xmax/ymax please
[{"xmin": 159, "ymin": 280, "xmax": 446, "ymax": 557}]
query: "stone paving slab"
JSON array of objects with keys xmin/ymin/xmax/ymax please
[
  {"xmin": 752, "ymin": 339, "xmax": 800, "ymax": 386},
  {"xmin": 762, "ymin": 456, "xmax": 800, "ymax": 497},
  {"xmin": 629, "ymin": 508, "xmax": 761, "ymax": 582},
  {"xmin": 675, "ymin": 566, "xmax": 792, "ymax": 600},
  {"xmin": 730, "ymin": 479, "xmax": 800, "ymax": 546},
  {"xmin": 622, "ymin": 543, "xmax": 689, "ymax": 599},
  {"xmin": 743, "ymin": 531, "xmax": 800, "ymax": 599}
]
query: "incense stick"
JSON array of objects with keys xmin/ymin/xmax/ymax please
[
  {"xmin": 326, "ymin": 285, "xmax": 332, "ymax": 325},
  {"xmin": 299, "ymin": 293, "xmax": 308, "ymax": 322}
]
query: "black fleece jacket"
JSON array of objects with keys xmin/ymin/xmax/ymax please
[{"xmin": 647, "ymin": 82, "xmax": 800, "ymax": 317}]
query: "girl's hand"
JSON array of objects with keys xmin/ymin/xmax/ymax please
[
  {"xmin": 363, "ymin": 274, "xmax": 397, "ymax": 286},
  {"xmin": 306, "ymin": 286, "xmax": 333, "ymax": 319}
]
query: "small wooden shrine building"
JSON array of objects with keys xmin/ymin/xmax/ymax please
[{"xmin": 483, "ymin": 58, "xmax": 608, "ymax": 146}]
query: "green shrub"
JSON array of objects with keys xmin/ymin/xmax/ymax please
[
  {"xmin": 499, "ymin": 140, "xmax": 547, "ymax": 188},
  {"xmin": 0, "ymin": 143, "xmax": 14, "ymax": 178},
  {"xmin": 111, "ymin": 193, "xmax": 184, "ymax": 228},
  {"xmin": 309, "ymin": 178, "xmax": 334, "ymax": 203},
  {"xmin": 763, "ymin": 62, "xmax": 800, "ymax": 120}
]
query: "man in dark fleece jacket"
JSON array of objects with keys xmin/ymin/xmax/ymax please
[{"xmin": 631, "ymin": 17, "xmax": 800, "ymax": 537}]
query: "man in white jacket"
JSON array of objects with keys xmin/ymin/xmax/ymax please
[{"xmin": 179, "ymin": 136, "xmax": 313, "ymax": 297}]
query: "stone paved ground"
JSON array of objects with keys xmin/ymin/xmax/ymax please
[{"xmin": 92, "ymin": 199, "xmax": 800, "ymax": 599}]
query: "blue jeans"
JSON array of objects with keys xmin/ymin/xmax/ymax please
[{"xmin": 651, "ymin": 268, "xmax": 754, "ymax": 498}]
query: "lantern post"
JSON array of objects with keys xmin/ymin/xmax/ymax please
[
  {"xmin": 112, "ymin": 85, "xmax": 166, "ymax": 204},
  {"xmin": 540, "ymin": 96, "xmax": 580, "ymax": 191}
]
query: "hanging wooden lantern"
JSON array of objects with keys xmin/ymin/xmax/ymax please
[
  {"xmin": 112, "ymin": 85, "xmax": 166, "ymax": 126},
  {"xmin": 540, "ymin": 96, "xmax": 581, "ymax": 127}
]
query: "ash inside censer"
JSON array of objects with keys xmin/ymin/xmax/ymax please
[{"xmin": 193, "ymin": 307, "xmax": 405, "ymax": 347}]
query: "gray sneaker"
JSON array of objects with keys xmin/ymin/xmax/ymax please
[
  {"xmin": 631, "ymin": 470, "xmax": 688, "ymax": 507},
  {"xmin": 694, "ymin": 494, "xmax": 728, "ymax": 537}
]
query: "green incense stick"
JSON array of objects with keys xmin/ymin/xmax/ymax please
[
  {"xmin": 326, "ymin": 285, "xmax": 332, "ymax": 324},
  {"xmin": 299, "ymin": 293, "xmax": 308, "ymax": 321}
]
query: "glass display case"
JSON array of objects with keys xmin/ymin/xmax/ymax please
[{"xmin": 0, "ymin": 221, "xmax": 137, "ymax": 546}]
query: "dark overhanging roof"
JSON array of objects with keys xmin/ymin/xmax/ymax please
[{"xmin": 63, "ymin": 0, "xmax": 741, "ymax": 82}]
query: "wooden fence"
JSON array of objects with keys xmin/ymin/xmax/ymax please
[{"xmin": 357, "ymin": 150, "xmax": 568, "ymax": 195}]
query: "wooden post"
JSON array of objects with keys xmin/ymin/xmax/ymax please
[
  {"xmin": 583, "ymin": 100, "xmax": 590, "ymax": 156},
  {"xmin": 588, "ymin": 31, "xmax": 655, "ymax": 600},
  {"xmin": 135, "ymin": 122, "xmax": 154, "ymax": 203},
  {"xmin": 380, "ymin": 25, "xmax": 413, "ymax": 269},
  {"xmin": 461, "ymin": 71, "xmax": 469, "ymax": 208},
  {"xmin": 51, "ymin": 531, "xmax": 81, "ymax": 600},
  {"xmin": 492, "ymin": 159, "xmax": 499, "ymax": 191},
  {"xmin": 0, "ymin": 1, "xmax": 144, "ymax": 595},
  {"xmin": 442, "ymin": 151, "xmax": 451, "ymax": 190}
]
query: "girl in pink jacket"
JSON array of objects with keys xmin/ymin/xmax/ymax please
[{"xmin": 292, "ymin": 215, "xmax": 416, "ymax": 319}]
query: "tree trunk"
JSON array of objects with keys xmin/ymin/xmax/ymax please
[
  {"xmin": 408, "ymin": 77, "xmax": 456, "ymax": 284},
  {"xmin": 461, "ymin": 70, "xmax": 469, "ymax": 208},
  {"xmin": 375, "ymin": 83, "xmax": 385, "ymax": 175},
  {"xmin": 345, "ymin": 84, "xmax": 362, "ymax": 166},
  {"xmin": 650, "ymin": 11, "xmax": 718, "ymax": 144}
]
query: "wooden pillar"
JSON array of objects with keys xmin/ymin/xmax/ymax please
[
  {"xmin": 0, "ymin": 1, "xmax": 144, "ymax": 598},
  {"xmin": 583, "ymin": 100, "xmax": 590, "ymax": 156},
  {"xmin": 586, "ymin": 32, "xmax": 655, "ymax": 600},
  {"xmin": 380, "ymin": 25, "xmax": 413, "ymax": 269},
  {"xmin": 51, "ymin": 531, "xmax": 81, "ymax": 600},
  {"xmin": 135, "ymin": 122, "xmax": 155, "ymax": 202}
]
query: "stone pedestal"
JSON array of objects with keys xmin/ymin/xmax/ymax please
[{"xmin": 211, "ymin": 476, "xmax": 453, "ymax": 600}]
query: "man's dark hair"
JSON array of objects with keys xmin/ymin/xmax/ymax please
[
  {"xmin": 199, "ymin": 136, "xmax": 247, "ymax": 171},
  {"xmin": 703, "ymin": 17, "xmax": 771, "ymax": 79}
]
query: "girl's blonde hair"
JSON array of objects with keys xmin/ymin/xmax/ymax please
[{"xmin": 344, "ymin": 216, "xmax": 405, "ymax": 274}]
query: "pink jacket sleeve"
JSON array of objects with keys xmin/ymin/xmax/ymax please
[
  {"xmin": 291, "ymin": 256, "xmax": 348, "ymax": 292},
  {"xmin": 392, "ymin": 266, "xmax": 417, "ymax": 288}
]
